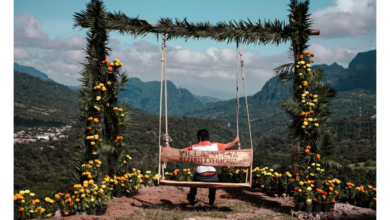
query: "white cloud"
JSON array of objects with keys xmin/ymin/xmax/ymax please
[
  {"xmin": 311, "ymin": 0, "xmax": 376, "ymax": 39},
  {"xmin": 14, "ymin": 12, "xmax": 47, "ymax": 47},
  {"xmin": 307, "ymin": 43, "xmax": 367, "ymax": 67},
  {"xmin": 14, "ymin": 47, "xmax": 36, "ymax": 60},
  {"xmin": 45, "ymin": 35, "xmax": 86, "ymax": 50}
]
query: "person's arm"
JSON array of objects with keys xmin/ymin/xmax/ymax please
[{"xmin": 224, "ymin": 137, "xmax": 240, "ymax": 150}]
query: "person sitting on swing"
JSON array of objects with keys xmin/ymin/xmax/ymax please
[{"xmin": 184, "ymin": 129, "xmax": 240, "ymax": 206}]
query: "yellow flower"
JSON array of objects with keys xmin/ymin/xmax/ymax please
[
  {"xmin": 21, "ymin": 200, "xmax": 25, "ymax": 203},
  {"xmin": 314, "ymin": 118, "xmax": 318, "ymax": 121},
  {"xmin": 306, "ymin": 64, "xmax": 311, "ymax": 67},
  {"xmin": 299, "ymin": 181, "xmax": 304, "ymax": 186},
  {"xmin": 303, "ymin": 122, "xmax": 308, "ymax": 126},
  {"xmin": 89, "ymin": 160, "xmax": 93, "ymax": 164},
  {"xmin": 120, "ymin": 63, "xmax": 123, "ymax": 66},
  {"xmin": 47, "ymin": 214, "xmax": 52, "ymax": 217},
  {"xmin": 298, "ymin": 73, "xmax": 302, "ymax": 76},
  {"xmin": 313, "ymin": 99, "xmax": 317, "ymax": 103},
  {"xmin": 298, "ymin": 189, "xmax": 302, "ymax": 193},
  {"xmin": 91, "ymin": 198, "xmax": 95, "ymax": 202},
  {"xmin": 302, "ymin": 100, "xmax": 306, "ymax": 103},
  {"xmin": 314, "ymin": 123, "xmax": 319, "ymax": 127},
  {"xmin": 106, "ymin": 103, "xmax": 110, "ymax": 107},
  {"xmin": 307, "ymin": 68, "xmax": 311, "ymax": 71},
  {"xmin": 102, "ymin": 87, "xmax": 107, "ymax": 91},
  {"xmin": 308, "ymin": 118, "xmax": 313, "ymax": 122},
  {"xmin": 107, "ymin": 81, "xmax": 112, "ymax": 86},
  {"xmin": 282, "ymin": 193, "xmax": 286, "ymax": 197},
  {"xmin": 30, "ymin": 193, "xmax": 35, "ymax": 197},
  {"xmin": 25, "ymin": 190, "xmax": 30, "ymax": 194},
  {"xmin": 96, "ymin": 96, "xmax": 101, "ymax": 101},
  {"xmin": 313, "ymin": 95, "xmax": 318, "ymax": 98},
  {"xmin": 81, "ymin": 194, "xmax": 85, "ymax": 198},
  {"xmin": 302, "ymin": 126, "xmax": 306, "ymax": 128},
  {"xmin": 115, "ymin": 62, "xmax": 119, "ymax": 66},
  {"xmin": 307, "ymin": 187, "xmax": 312, "ymax": 191},
  {"xmin": 296, "ymin": 65, "xmax": 299, "ymax": 68}
]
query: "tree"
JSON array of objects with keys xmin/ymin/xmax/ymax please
[{"xmin": 71, "ymin": 0, "xmax": 129, "ymax": 185}]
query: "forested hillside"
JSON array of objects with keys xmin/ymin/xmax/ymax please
[
  {"xmin": 119, "ymin": 78, "xmax": 204, "ymax": 115},
  {"xmin": 14, "ymin": 63, "xmax": 53, "ymax": 81},
  {"xmin": 14, "ymin": 71, "xmax": 79, "ymax": 127}
]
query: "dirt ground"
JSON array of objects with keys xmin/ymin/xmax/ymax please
[{"xmin": 60, "ymin": 186, "xmax": 376, "ymax": 220}]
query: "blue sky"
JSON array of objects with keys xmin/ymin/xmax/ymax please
[{"xmin": 14, "ymin": 0, "xmax": 377, "ymax": 98}]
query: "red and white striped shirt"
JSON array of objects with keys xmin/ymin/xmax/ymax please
[{"xmin": 183, "ymin": 141, "xmax": 226, "ymax": 174}]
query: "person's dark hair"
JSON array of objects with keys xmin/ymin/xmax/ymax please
[{"xmin": 197, "ymin": 129, "xmax": 209, "ymax": 141}]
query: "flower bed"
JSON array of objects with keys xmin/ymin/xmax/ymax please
[{"xmin": 14, "ymin": 168, "xmax": 158, "ymax": 219}]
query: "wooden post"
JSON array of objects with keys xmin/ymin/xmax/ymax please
[{"xmin": 289, "ymin": 13, "xmax": 320, "ymax": 176}]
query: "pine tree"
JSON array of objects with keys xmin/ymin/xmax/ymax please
[{"xmin": 71, "ymin": 0, "xmax": 129, "ymax": 185}]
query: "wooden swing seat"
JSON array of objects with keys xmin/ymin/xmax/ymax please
[
  {"xmin": 159, "ymin": 180, "xmax": 251, "ymax": 188},
  {"xmin": 158, "ymin": 146, "xmax": 253, "ymax": 188}
]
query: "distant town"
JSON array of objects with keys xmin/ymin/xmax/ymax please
[{"xmin": 14, "ymin": 125, "xmax": 72, "ymax": 145}]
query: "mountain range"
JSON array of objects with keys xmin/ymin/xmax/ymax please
[{"xmin": 14, "ymin": 49, "xmax": 376, "ymax": 138}]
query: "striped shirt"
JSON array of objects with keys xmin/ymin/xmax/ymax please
[{"xmin": 183, "ymin": 141, "xmax": 226, "ymax": 174}]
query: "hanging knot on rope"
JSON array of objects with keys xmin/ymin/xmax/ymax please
[
  {"xmin": 242, "ymin": 75, "xmax": 246, "ymax": 80},
  {"xmin": 241, "ymin": 61, "xmax": 244, "ymax": 67},
  {"xmin": 163, "ymin": 134, "xmax": 172, "ymax": 146}
]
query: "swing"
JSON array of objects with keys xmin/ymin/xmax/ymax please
[{"xmin": 157, "ymin": 33, "xmax": 254, "ymax": 188}]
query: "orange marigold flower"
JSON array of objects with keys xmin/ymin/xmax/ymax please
[
  {"xmin": 14, "ymin": 195, "xmax": 17, "ymax": 200},
  {"xmin": 313, "ymin": 198, "xmax": 318, "ymax": 202},
  {"xmin": 94, "ymin": 118, "xmax": 99, "ymax": 123},
  {"xmin": 105, "ymin": 59, "xmax": 109, "ymax": 63},
  {"xmin": 305, "ymin": 149, "xmax": 310, "ymax": 155},
  {"xmin": 306, "ymin": 146, "xmax": 311, "ymax": 149},
  {"xmin": 87, "ymin": 127, "xmax": 92, "ymax": 130},
  {"xmin": 310, "ymin": 53, "xmax": 315, "ymax": 57},
  {"xmin": 310, "ymin": 110, "xmax": 314, "ymax": 114},
  {"xmin": 108, "ymin": 67, "xmax": 113, "ymax": 71},
  {"xmin": 329, "ymin": 187, "xmax": 333, "ymax": 191},
  {"xmin": 300, "ymin": 55, "xmax": 303, "ymax": 59},
  {"xmin": 292, "ymin": 202, "xmax": 296, "ymax": 206},
  {"xmin": 316, "ymin": 154, "xmax": 321, "ymax": 159},
  {"xmin": 102, "ymin": 61, "xmax": 105, "ymax": 64},
  {"xmin": 311, "ymin": 59, "xmax": 314, "ymax": 62},
  {"xmin": 331, "ymin": 199, "xmax": 336, "ymax": 203},
  {"xmin": 301, "ymin": 112, "xmax": 305, "ymax": 116},
  {"xmin": 335, "ymin": 191, "xmax": 338, "ymax": 195},
  {"xmin": 299, "ymin": 85, "xmax": 303, "ymax": 89},
  {"xmin": 373, "ymin": 197, "xmax": 376, "ymax": 201},
  {"xmin": 322, "ymin": 195, "xmax": 326, "ymax": 200},
  {"xmin": 373, "ymin": 188, "xmax": 376, "ymax": 191},
  {"xmin": 19, "ymin": 208, "xmax": 24, "ymax": 212},
  {"xmin": 65, "ymin": 212, "xmax": 69, "ymax": 216}
]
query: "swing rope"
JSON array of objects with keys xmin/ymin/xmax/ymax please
[
  {"xmin": 236, "ymin": 39, "xmax": 241, "ymax": 150},
  {"xmin": 239, "ymin": 40, "xmax": 254, "ymax": 150},
  {"xmin": 162, "ymin": 33, "xmax": 171, "ymax": 147},
  {"xmin": 159, "ymin": 39, "xmax": 165, "ymax": 180}
]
